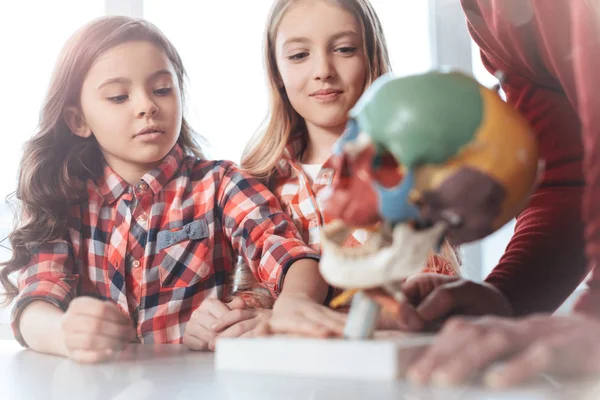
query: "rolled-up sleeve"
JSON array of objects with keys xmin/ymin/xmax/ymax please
[
  {"xmin": 11, "ymin": 240, "xmax": 78, "ymax": 346},
  {"xmin": 217, "ymin": 162, "xmax": 319, "ymax": 296}
]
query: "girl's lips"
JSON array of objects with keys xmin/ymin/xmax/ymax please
[
  {"xmin": 311, "ymin": 89, "xmax": 343, "ymax": 96},
  {"xmin": 311, "ymin": 91, "xmax": 343, "ymax": 101},
  {"xmin": 136, "ymin": 125, "xmax": 165, "ymax": 136},
  {"xmin": 135, "ymin": 131, "xmax": 164, "ymax": 142}
]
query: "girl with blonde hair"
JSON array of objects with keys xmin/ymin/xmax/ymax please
[{"xmin": 242, "ymin": 0, "xmax": 460, "ymax": 283}]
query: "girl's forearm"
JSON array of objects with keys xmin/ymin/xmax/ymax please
[{"xmin": 280, "ymin": 259, "xmax": 329, "ymax": 303}]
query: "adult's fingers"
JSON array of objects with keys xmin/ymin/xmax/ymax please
[{"xmin": 407, "ymin": 318, "xmax": 493, "ymax": 385}]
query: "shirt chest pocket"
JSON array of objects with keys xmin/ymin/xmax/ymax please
[{"xmin": 156, "ymin": 220, "xmax": 212, "ymax": 288}]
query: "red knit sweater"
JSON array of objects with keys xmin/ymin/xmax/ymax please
[{"xmin": 462, "ymin": 0, "xmax": 600, "ymax": 316}]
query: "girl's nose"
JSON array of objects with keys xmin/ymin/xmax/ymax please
[
  {"xmin": 314, "ymin": 54, "xmax": 335, "ymax": 81},
  {"xmin": 138, "ymin": 98, "xmax": 159, "ymax": 118}
]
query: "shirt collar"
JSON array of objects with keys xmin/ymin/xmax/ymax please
[{"xmin": 98, "ymin": 144, "xmax": 185, "ymax": 204}]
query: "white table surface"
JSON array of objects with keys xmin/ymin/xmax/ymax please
[{"xmin": 1, "ymin": 340, "xmax": 599, "ymax": 400}]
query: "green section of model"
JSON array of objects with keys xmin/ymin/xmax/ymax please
[{"xmin": 350, "ymin": 72, "xmax": 483, "ymax": 166}]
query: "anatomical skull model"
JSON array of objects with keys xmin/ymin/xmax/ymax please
[{"xmin": 319, "ymin": 71, "xmax": 541, "ymax": 338}]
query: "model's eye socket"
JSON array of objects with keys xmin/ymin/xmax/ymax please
[{"xmin": 372, "ymin": 150, "xmax": 402, "ymax": 188}]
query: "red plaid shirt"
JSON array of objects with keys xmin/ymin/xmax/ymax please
[
  {"xmin": 270, "ymin": 133, "xmax": 459, "ymax": 275},
  {"xmin": 12, "ymin": 144, "xmax": 318, "ymax": 345},
  {"xmin": 270, "ymin": 133, "xmax": 360, "ymax": 251}
]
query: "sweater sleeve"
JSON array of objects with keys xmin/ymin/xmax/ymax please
[
  {"xmin": 483, "ymin": 70, "xmax": 588, "ymax": 315},
  {"xmin": 568, "ymin": 1, "xmax": 600, "ymax": 316},
  {"xmin": 462, "ymin": 0, "xmax": 595, "ymax": 315}
]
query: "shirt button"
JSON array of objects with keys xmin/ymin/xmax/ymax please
[
  {"xmin": 139, "ymin": 213, "xmax": 148, "ymax": 222},
  {"xmin": 137, "ymin": 182, "xmax": 149, "ymax": 191},
  {"xmin": 132, "ymin": 260, "xmax": 141, "ymax": 268}
]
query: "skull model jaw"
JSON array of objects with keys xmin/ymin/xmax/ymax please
[{"xmin": 319, "ymin": 220, "xmax": 447, "ymax": 290}]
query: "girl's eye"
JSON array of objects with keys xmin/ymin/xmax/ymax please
[
  {"xmin": 336, "ymin": 46, "xmax": 357, "ymax": 55},
  {"xmin": 107, "ymin": 95, "xmax": 128, "ymax": 103},
  {"xmin": 154, "ymin": 87, "xmax": 172, "ymax": 96},
  {"xmin": 288, "ymin": 52, "xmax": 309, "ymax": 61}
]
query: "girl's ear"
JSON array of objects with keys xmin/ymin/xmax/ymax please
[{"xmin": 64, "ymin": 106, "xmax": 92, "ymax": 138}]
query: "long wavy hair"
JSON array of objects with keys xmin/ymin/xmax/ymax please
[
  {"xmin": 0, "ymin": 16, "xmax": 204, "ymax": 303},
  {"xmin": 241, "ymin": 0, "xmax": 391, "ymax": 181}
]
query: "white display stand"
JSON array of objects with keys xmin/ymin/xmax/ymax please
[{"xmin": 215, "ymin": 331, "xmax": 435, "ymax": 381}]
